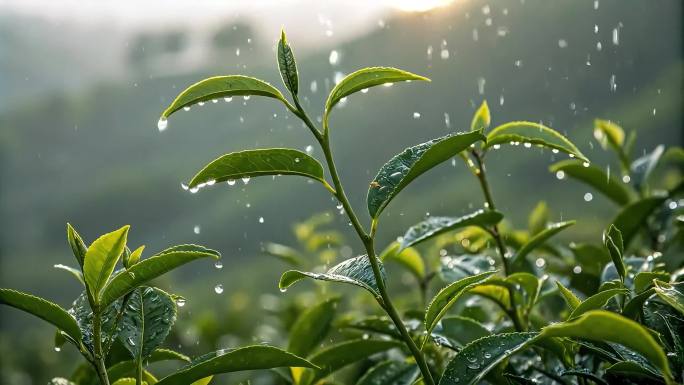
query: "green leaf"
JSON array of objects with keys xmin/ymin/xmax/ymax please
[
  {"xmin": 305, "ymin": 339, "xmax": 402, "ymax": 382},
  {"xmin": 123, "ymin": 246, "xmax": 144, "ymax": 269},
  {"xmin": 439, "ymin": 254, "xmax": 495, "ymax": 283},
  {"xmin": 67, "ymin": 223, "xmax": 88, "ymax": 268},
  {"xmin": 612, "ymin": 196, "xmax": 668, "ymax": 247},
  {"xmin": 118, "ymin": 287, "xmax": 176, "ymax": 361},
  {"xmin": 654, "ymin": 281, "xmax": 684, "ymax": 316},
  {"xmin": 555, "ymin": 281, "xmax": 581, "ymax": 310},
  {"xmin": 604, "ymin": 361, "xmax": 665, "ymax": 384},
  {"xmin": 160, "ymin": 75, "xmax": 289, "ymax": 119},
  {"xmin": 631, "ymin": 145, "xmax": 665, "ymax": 191},
  {"xmin": 528, "ymin": 201, "xmax": 549, "ymax": 235},
  {"xmin": 594, "ymin": 119, "xmax": 625, "ymax": 151},
  {"xmin": 433, "ymin": 316, "xmax": 491, "ymax": 348},
  {"xmin": 341, "ymin": 316, "xmax": 401, "ymax": 339},
  {"xmin": 568, "ymin": 288, "xmax": 627, "ymax": 319},
  {"xmin": 287, "ymin": 297, "xmax": 339, "ymax": 357},
  {"xmin": 604, "ymin": 224, "xmax": 626, "ymax": 282},
  {"xmin": 149, "ymin": 348, "xmax": 191, "ymax": 363},
  {"xmin": 279, "ymin": 255, "xmax": 385, "ymax": 299},
  {"xmin": 425, "ymin": 270, "xmax": 496, "ymax": 333},
  {"xmin": 187, "ymin": 149, "xmax": 327, "ymax": 189},
  {"xmin": 485, "ymin": 121, "xmax": 587, "ymax": 161},
  {"xmin": 83, "ymin": 225, "xmax": 130, "ymax": 302},
  {"xmin": 507, "ymin": 272, "xmax": 541, "ymax": 310},
  {"xmin": 622, "ymin": 288, "xmax": 655, "ymax": 319},
  {"xmin": 540, "ymin": 310, "xmax": 674, "ymax": 384},
  {"xmin": 439, "ymin": 332, "xmax": 539, "ymax": 385},
  {"xmin": 400, "ymin": 210, "xmax": 503, "ymax": 251},
  {"xmin": 263, "ymin": 242, "xmax": 305, "ymax": 267},
  {"xmin": 277, "ymin": 29, "xmax": 298, "ymax": 96},
  {"xmin": 100, "ymin": 245, "xmax": 220, "ymax": 308},
  {"xmin": 513, "ymin": 221, "xmax": 575, "ymax": 263},
  {"xmin": 54, "ymin": 264, "xmax": 85, "ymax": 286},
  {"xmin": 111, "ymin": 379, "xmax": 147, "ymax": 385},
  {"xmin": 106, "ymin": 362, "xmax": 157, "ymax": 385},
  {"xmin": 468, "ymin": 279, "xmax": 514, "ymax": 309},
  {"xmin": 324, "ymin": 67, "xmax": 429, "ymax": 123},
  {"xmin": 155, "ymin": 346, "xmax": 316, "ymax": 385},
  {"xmin": 0, "ymin": 289, "xmax": 82, "ymax": 343},
  {"xmin": 634, "ymin": 271, "xmax": 670, "ymax": 293},
  {"xmin": 550, "ymin": 160, "xmax": 634, "ymax": 205},
  {"xmin": 470, "ymin": 100, "xmax": 491, "ymax": 132},
  {"xmin": 379, "ymin": 242, "xmax": 425, "ymax": 280},
  {"xmin": 356, "ymin": 361, "xmax": 419, "ymax": 385},
  {"xmin": 570, "ymin": 243, "xmax": 611, "ymax": 275},
  {"xmin": 367, "ymin": 132, "xmax": 485, "ymax": 219},
  {"xmin": 70, "ymin": 291, "xmax": 122, "ymax": 353}
]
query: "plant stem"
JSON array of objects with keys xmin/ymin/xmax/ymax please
[
  {"xmin": 93, "ymin": 309, "xmax": 111, "ymax": 385},
  {"xmin": 292, "ymin": 103, "xmax": 435, "ymax": 385},
  {"xmin": 136, "ymin": 358, "xmax": 143, "ymax": 385}
]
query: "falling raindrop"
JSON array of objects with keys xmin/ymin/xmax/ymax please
[
  {"xmin": 214, "ymin": 284, "xmax": 224, "ymax": 294},
  {"xmin": 535, "ymin": 258, "xmax": 546, "ymax": 268},
  {"xmin": 514, "ymin": 59, "xmax": 522, "ymax": 67},
  {"xmin": 54, "ymin": 347, "xmax": 61, "ymax": 352},
  {"xmin": 444, "ymin": 112, "xmax": 451, "ymax": 128},
  {"xmin": 258, "ymin": 217, "xmax": 264, "ymax": 223},
  {"xmin": 157, "ymin": 117, "xmax": 168, "ymax": 132},
  {"xmin": 573, "ymin": 265, "xmax": 583, "ymax": 274},
  {"xmin": 612, "ymin": 27, "xmax": 620, "ymax": 45},
  {"xmin": 556, "ymin": 171, "xmax": 565, "ymax": 180},
  {"xmin": 214, "ymin": 260, "xmax": 223, "ymax": 269},
  {"xmin": 176, "ymin": 298, "xmax": 186, "ymax": 307},
  {"xmin": 440, "ymin": 49, "xmax": 449, "ymax": 59},
  {"xmin": 413, "ymin": 112, "xmax": 421, "ymax": 119},
  {"xmin": 242, "ymin": 177, "xmax": 251, "ymax": 184},
  {"xmin": 558, "ymin": 39, "xmax": 568, "ymax": 48},
  {"xmin": 427, "ymin": 45, "xmax": 433, "ymax": 60},
  {"xmin": 305, "ymin": 145, "xmax": 314, "ymax": 154},
  {"xmin": 622, "ymin": 175, "xmax": 631, "ymax": 183},
  {"xmin": 584, "ymin": 192, "xmax": 593, "ymax": 202},
  {"xmin": 310, "ymin": 80, "xmax": 318, "ymax": 93},
  {"xmin": 477, "ymin": 77, "xmax": 486, "ymax": 95},
  {"xmin": 329, "ymin": 50, "xmax": 339, "ymax": 65},
  {"xmin": 609, "ymin": 74, "xmax": 617, "ymax": 92},
  {"xmin": 193, "ymin": 225, "xmax": 201, "ymax": 234}
]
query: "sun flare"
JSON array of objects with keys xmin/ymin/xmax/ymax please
[{"xmin": 390, "ymin": 0, "xmax": 456, "ymax": 12}]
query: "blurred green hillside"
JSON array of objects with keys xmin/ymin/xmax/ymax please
[{"xmin": 0, "ymin": 0, "xmax": 681, "ymax": 383}]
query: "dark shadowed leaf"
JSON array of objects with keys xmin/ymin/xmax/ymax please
[
  {"xmin": 432, "ymin": 316, "xmax": 491, "ymax": 348},
  {"xmin": 400, "ymin": 210, "xmax": 502, "ymax": 251},
  {"xmin": 654, "ymin": 281, "xmax": 684, "ymax": 316},
  {"xmin": 70, "ymin": 291, "xmax": 122, "ymax": 353},
  {"xmin": 277, "ymin": 29, "xmax": 298, "ymax": 95},
  {"xmin": 118, "ymin": 287, "xmax": 176, "ymax": 361},
  {"xmin": 484, "ymin": 122, "xmax": 587, "ymax": 161},
  {"xmin": 612, "ymin": 196, "xmax": 668, "ymax": 247},
  {"xmin": 367, "ymin": 132, "xmax": 485, "ymax": 219},
  {"xmin": 550, "ymin": 160, "xmax": 634, "ymax": 205},
  {"xmin": 513, "ymin": 221, "xmax": 575, "ymax": 263},
  {"xmin": 49, "ymin": 379, "xmax": 77, "ymax": 385},
  {"xmin": 324, "ymin": 67, "xmax": 429, "ymax": 122},
  {"xmin": 155, "ymin": 346, "xmax": 316, "ymax": 385},
  {"xmin": 356, "ymin": 360, "xmax": 419, "ymax": 385},
  {"xmin": 83, "ymin": 225, "xmax": 130, "ymax": 302},
  {"xmin": 0, "ymin": 289, "xmax": 82, "ymax": 343},
  {"xmin": 305, "ymin": 339, "xmax": 402, "ymax": 383},
  {"xmin": 288, "ymin": 297, "xmax": 339, "ymax": 357},
  {"xmin": 188, "ymin": 149, "xmax": 327, "ymax": 189},
  {"xmin": 279, "ymin": 255, "xmax": 385, "ymax": 299},
  {"xmin": 604, "ymin": 361, "xmax": 666, "ymax": 384},
  {"xmin": 439, "ymin": 332, "xmax": 539, "ymax": 385},
  {"xmin": 604, "ymin": 224, "xmax": 626, "ymax": 282},
  {"xmin": 439, "ymin": 254, "xmax": 496, "ymax": 283}
]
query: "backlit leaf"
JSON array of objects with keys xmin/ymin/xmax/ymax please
[
  {"xmin": 470, "ymin": 100, "xmax": 490, "ymax": 132},
  {"xmin": 400, "ymin": 210, "xmax": 503, "ymax": 251},
  {"xmin": 612, "ymin": 196, "xmax": 668, "ymax": 247},
  {"xmin": 277, "ymin": 29, "xmax": 298, "ymax": 96},
  {"xmin": 550, "ymin": 160, "xmax": 634, "ymax": 205},
  {"xmin": 118, "ymin": 287, "xmax": 176, "ymax": 361},
  {"xmin": 604, "ymin": 224, "xmax": 626, "ymax": 282},
  {"xmin": 594, "ymin": 119, "xmax": 625, "ymax": 151},
  {"xmin": 67, "ymin": 223, "xmax": 88, "ymax": 268},
  {"xmin": 568, "ymin": 288, "xmax": 627, "ymax": 319},
  {"xmin": 513, "ymin": 221, "xmax": 575, "ymax": 263},
  {"xmin": 83, "ymin": 225, "xmax": 130, "ymax": 302},
  {"xmin": 556, "ymin": 281, "xmax": 581, "ymax": 310},
  {"xmin": 263, "ymin": 242, "xmax": 305, "ymax": 267},
  {"xmin": 54, "ymin": 264, "xmax": 85, "ymax": 286},
  {"xmin": 287, "ymin": 297, "xmax": 339, "ymax": 357},
  {"xmin": 528, "ymin": 201, "xmax": 549, "ymax": 235},
  {"xmin": 485, "ymin": 121, "xmax": 587, "ymax": 161},
  {"xmin": 379, "ymin": 242, "xmax": 425, "ymax": 280},
  {"xmin": 356, "ymin": 360, "xmax": 419, "ymax": 385}
]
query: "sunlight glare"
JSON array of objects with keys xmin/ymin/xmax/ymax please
[{"xmin": 391, "ymin": 0, "xmax": 456, "ymax": 12}]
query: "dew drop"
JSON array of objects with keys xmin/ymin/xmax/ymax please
[
  {"xmin": 413, "ymin": 112, "xmax": 421, "ymax": 119},
  {"xmin": 183, "ymin": 106, "xmax": 191, "ymax": 111},
  {"xmin": 181, "ymin": 182, "xmax": 189, "ymax": 191},
  {"xmin": 214, "ymin": 284, "xmax": 224, "ymax": 294},
  {"xmin": 176, "ymin": 298, "xmax": 186, "ymax": 307},
  {"xmin": 54, "ymin": 346, "xmax": 61, "ymax": 352},
  {"xmin": 224, "ymin": 97, "xmax": 233, "ymax": 102},
  {"xmin": 242, "ymin": 176, "xmax": 251, "ymax": 184},
  {"xmin": 226, "ymin": 179, "xmax": 236, "ymax": 186},
  {"xmin": 193, "ymin": 225, "xmax": 201, "ymax": 234},
  {"xmin": 305, "ymin": 145, "xmax": 314, "ymax": 154},
  {"xmin": 157, "ymin": 117, "xmax": 168, "ymax": 132},
  {"xmin": 279, "ymin": 287, "xmax": 288, "ymax": 293},
  {"xmin": 584, "ymin": 192, "xmax": 593, "ymax": 202},
  {"xmin": 198, "ymin": 101, "xmax": 205, "ymax": 106},
  {"xmin": 556, "ymin": 170, "xmax": 565, "ymax": 180},
  {"xmin": 127, "ymin": 337, "xmax": 136, "ymax": 346},
  {"xmin": 329, "ymin": 50, "xmax": 339, "ymax": 65},
  {"xmin": 622, "ymin": 175, "xmax": 631, "ymax": 183},
  {"xmin": 214, "ymin": 260, "xmax": 223, "ymax": 269},
  {"xmin": 258, "ymin": 216, "xmax": 264, "ymax": 223}
]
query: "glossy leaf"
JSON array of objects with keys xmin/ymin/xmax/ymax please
[
  {"xmin": 306, "ymin": 339, "xmax": 402, "ymax": 382},
  {"xmin": 54, "ymin": 264, "xmax": 85, "ymax": 286},
  {"xmin": 287, "ymin": 297, "xmax": 339, "ymax": 357},
  {"xmin": 540, "ymin": 310, "xmax": 674, "ymax": 384},
  {"xmin": 279, "ymin": 255, "xmax": 385, "ymax": 299},
  {"xmin": 485, "ymin": 121, "xmax": 587, "ymax": 161},
  {"xmin": 277, "ymin": 29, "xmax": 298, "ymax": 95},
  {"xmin": 439, "ymin": 254, "xmax": 495, "ymax": 283},
  {"xmin": 556, "ymin": 281, "xmax": 581, "ymax": 310},
  {"xmin": 434, "ymin": 316, "xmax": 491, "ymax": 348},
  {"xmin": 550, "ymin": 160, "xmax": 633, "ymax": 205},
  {"xmin": 568, "ymin": 288, "xmax": 627, "ymax": 319},
  {"xmin": 439, "ymin": 332, "xmax": 539, "ymax": 385},
  {"xmin": 161, "ymin": 76, "xmax": 288, "ymax": 118},
  {"xmin": 425, "ymin": 270, "xmax": 496, "ymax": 333},
  {"xmin": 513, "ymin": 221, "xmax": 575, "ymax": 263},
  {"xmin": 612, "ymin": 196, "xmax": 667, "ymax": 247},
  {"xmin": 634, "ymin": 271, "xmax": 670, "ymax": 293},
  {"xmin": 263, "ymin": 242, "xmax": 304, "ymax": 267},
  {"xmin": 188, "ymin": 149, "xmax": 327, "ymax": 189},
  {"xmin": 0, "ymin": 289, "xmax": 82, "ymax": 342},
  {"xmin": 528, "ymin": 201, "xmax": 549, "ymax": 235},
  {"xmin": 83, "ymin": 225, "xmax": 130, "ymax": 302},
  {"xmin": 470, "ymin": 100, "xmax": 490, "ymax": 132},
  {"xmin": 379, "ymin": 242, "xmax": 425, "ymax": 280},
  {"xmin": 149, "ymin": 348, "xmax": 191, "ymax": 363},
  {"xmin": 118, "ymin": 287, "xmax": 176, "ymax": 361},
  {"xmin": 356, "ymin": 360, "xmax": 419, "ymax": 385},
  {"xmin": 604, "ymin": 361, "xmax": 665, "ymax": 384},
  {"xmin": 604, "ymin": 224, "xmax": 626, "ymax": 282},
  {"xmin": 622, "ymin": 288, "xmax": 655, "ymax": 319},
  {"xmin": 67, "ymin": 223, "xmax": 88, "ymax": 268},
  {"xmin": 400, "ymin": 210, "xmax": 503, "ymax": 251},
  {"xmin": 70, "ymin": 291, "xmax": 122, "ymax": 353},
  {"xmin": 123, "ymin": 246, "xmax": 144, "ymax": 269},
  {"xmin": 507, "ymin": 272, "xmax": 541, "ymax": 310},
  {"xmin": 101, "ymin": 245, "xmax": 220, "ymax": 308},
  {"xmin": 155, "ymin": 346, "xmax": 315, "ymax": 385},
  {"xmin": 654, "ymin": 281, "xmax": 684, "ymax": 316},
  {"xmin": 468, "ymin": 279, "xmax": 514, "ymax": 309},
  {"xmin": 324, "ymin": 67, "xmax": 429, "ymax": 121},
  {"xmin": 594, "ymin": 119, "xmax": 625, "ymax": 151},
  {"xmin": 367, "ymin": 132, "xmax": 485, "ymax": 219}
]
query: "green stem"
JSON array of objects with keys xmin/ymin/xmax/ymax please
[
  {"xmin": 292, "ymin": 103, "xmax": 435, "ymax": 385},
  {"xmin": 93, "ymin": 308, "xmax": 111, "ymax": 385},
  {"xmin": 136, "ymin": 358, "xmax": 143, "ymax": 385}
]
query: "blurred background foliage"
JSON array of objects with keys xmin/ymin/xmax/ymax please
[{"xmin": 0, "ymin": 0, "xmax": 681, "ymax": 383}]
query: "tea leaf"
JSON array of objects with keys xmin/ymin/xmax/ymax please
[
  {"xmin": 568, "ymin": 288, "xmax": 627, "ymax": 319},
  {"xmin": 433, "ymin": 316, "xmax": 491, "ymax": 348},
  {"xmin": 188, "ymin": 149, "xmax": 327, "ymax": 189},
  {"xmin": 425, "ymin": 270, "xmax": 497, "ymax": 333},
  {"xmin": 124, "ymin": 246, "xmax": 145, "ymax": 269},
  {"xmin": 471, "ymin": 100, "xmax": 491, "ymax": 132},
  {"xmin": 379, "ymin": 242, "xmax": 425, "ymax": 280},
  {"xmin": 528, "ymin": 201, "xmax": 549, "ymax": 235},
  {"xmin": 67, "ymin": 223, "xmax": 88, "ymax": 268},
  {"xmin": 279, "ymin": 255, "xmax": 386, "ymax": 300},
  {"xmin": 485, "ymin": 121, "xmax": 587, "ymax": 162},
  {"xmin": 155, "ymin": 346, "xmax": 316, "ymax": 385},
  {"xmin": 555, "ymin": 281, "xmax": 581, "ymax": 310},
  {"xmin": 0, "ymin": 289, "xmax": 82, "ymax": 342},
  {"xmin": 149, "ymin": 348, "xmax": 191, "ymax": 363},
  {"xmin": 439, "ymin": 254, "xmax": 495, "ymax": 283},
  {"xmin": 507, "ymin": 272, "xmax": 541, "ymax": 310},
  {"xmin": 540, "ymin": 310, "xmax": 674, "ymax": 384},
  {"xmin": 264, "ymin": 242, "xmax": 305, "ymax": 267},
  {"xmin": 634, "ymin": 271, "xmax": 669, "ymax": 293},
  {"xmin": 161, "ymin": 76, "xmax": 289, "ymax": 119},
  {"xmin": 604, "ymin": 361, "xmax": 665, "ymax": 384},
  {"xmin": 287, "ymin": 297, "xmax": 339, "ymax": 357},
  {"xmin": 400, "ymin": 210, "xmax": 503, "ymax": 251},
  {"xmin": 622, "ymin": 288, "xmax": 655, "ymax": 319},
  {"xmin": 356, "ymin": 360, "xmax": 419, "ymax": 385},
  {"xmin": 631, "ymin": 145, "xmax": 665, "ymax": 191},
  {"xmin": 70, "ymin": 291, "xmax": 122, "ymax": 353},
  {"xmin": 513, "ymin": 221, "xmax": 575, "ymax": 263},
  {"xmin": 654, "ymin": 281, "xmax": 684, "ymax": 316},
  {"xmin": 83, "ymin": 225, "xmax": 130, "ymax": 302},
  {"xmin": 277, "ymin": 29, "xmax": 298, "ymax": 96},
  {"xmin": 111, "ymin": 379, "xmax": 147, "ymax": 385},
  {"xmin": 324, "ymin": 67, "xmax": 429, "ymax": 123},
  {"xmin": 550, "ymin": 160, "xmax": 634, "ymax": 205},
  {"xmin": 107, "ymin": 362, "xmax": 157, "ymax": 385},
  {"xmin": 53, "ymin": 264, "xmax": 85, "ymax": 286},
  {"xmin": 612, "ymin": 196, "xmax": 667, "ymax": 247},
  {"xmin": 305, "ymin": 339, "xmax": 402, "ymax": 382},
  {"xmin": 368, "ymin": 132, "xmax": 485, "ymax": 219},
  {"xmin": 439, "ymin": 332, "xmax": 539, "ymax": 385},
  {"xmin": 101, "ymin": 245, "xmax": 220, "ymax": 307},
  {"xmin": 604, "ymin": 224, "xmax": 626, "ymax": 282},
  {"xmin": 594, "ymin": 119, "xmax": 625, "ymax": 151},
  {"xmin": 118, "ymin": 287, "xmax": 176, "ymax": 361}
]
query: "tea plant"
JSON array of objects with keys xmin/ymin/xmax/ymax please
[
  {"xmin": 0, "ymin": 225, "xmax": 317, "ymax": 385},
  {"xmin": 154, "ymin": 30, "xmax": 683, "ymax": 385}
]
